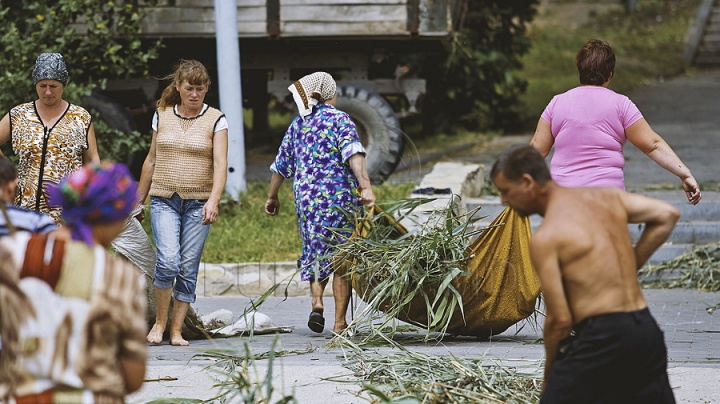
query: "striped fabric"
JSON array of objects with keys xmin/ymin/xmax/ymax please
[{"xmin": 0, "ymin": 203, "xmax": 57, "ymax": 238}]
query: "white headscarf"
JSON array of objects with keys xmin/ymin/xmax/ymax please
[{"xmin": 288, "ymin": 72, "xmax": 337, "ymax": 121}]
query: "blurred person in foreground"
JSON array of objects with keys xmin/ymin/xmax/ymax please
[
  {"xmin": 491, "ymin": 145, "xmax": 676, "ymax": 403},
  {"xmin": 0, "ymin": 156, "xmax": 57, "ymax": 237},
  {"xmin": 530, "ymin": 39, "xmax": 700, "ymax": 205},
  {"xmin": 0, "ymin": 52, "xmax": 100, "ymax": 223},
  {"xmin": 0, "ymin": 161, "xmax": 147, "ymax": 403},
  {"xmin": 137, "ymin": 59, "xmax": 228, "ymax": 346},
  {"xmin": 264, "ymin": 72, "xmax": 375, "ymax": 334}
]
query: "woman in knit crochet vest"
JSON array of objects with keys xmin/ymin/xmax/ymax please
[{"xmin": 136, "ymin": 59, "xmax": 228, "ymax": 346}]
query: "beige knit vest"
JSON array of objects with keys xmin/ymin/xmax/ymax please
[{"xmin": 150, "ymin": 106, "xmax": 224, "ymax": 199}]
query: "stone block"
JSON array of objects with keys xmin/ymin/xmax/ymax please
[
  {"xmin": 196, "ymin": 264, "xmax": 235, "ymax": 296},
  {"xmin": 399, "ymin": 194, "xmax": 464, "ymax": 234},
  {"xmin": 418, "ymin": 161, "xmax": 485, "ymax": 199},
  {"xmin": 401, "ymin": 161, "xmax": 484, "ymax": 234},
  {"xmin": 199, "ymin": 262, "xmax": 336, "ymax": 298}
]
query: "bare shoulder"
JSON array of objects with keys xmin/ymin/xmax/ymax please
[
  {"xmin": 537, "ymin": 187, "xmax": 614, "ymax": 250},
  {"xmin": 531, "ymin": 224, "xmax": 560, "ymax": 253},
  {"xmin": 529, "ymin": 225, "xmax": 566, "ymax": 277},
  {"xmin": 582, "ymin": 185, "xmax": 624, "ymax": 201},
  {"xmin": 542, "ymin": 187, "xmax": 620, "ymax": 224},
  {"xmin": 563, "ymin": 186, "xmax": 626, "ymax": 215}
]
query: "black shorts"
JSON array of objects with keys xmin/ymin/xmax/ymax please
[{"xmin": 540, "ymin": 308, "xmax": 675, "ymax": 404}]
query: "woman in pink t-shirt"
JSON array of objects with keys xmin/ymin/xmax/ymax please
[{"xmin": 530, "ymin": 39, "xmax": 701, "ymax": 205}]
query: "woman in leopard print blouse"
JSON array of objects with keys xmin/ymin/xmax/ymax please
[{"xmin": 0, "ymin": 53, "xmax": 100, "ymax": 223}]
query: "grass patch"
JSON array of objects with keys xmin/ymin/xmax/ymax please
[
  {"xmin": 141, "ymin": 182, "xmax": 417, "ymax": 264},
  {"xmin": 405, "ymin": 129, "xmax": 498, "ymax": 155},
  {"xmin": 204, "ymin": 181, "xmax": 416, "ymax": 263},
  {"xmin": 520, "ymin": 0, "xmax": 702, "ymax": 124},
  {"xmin": 205, "ymin": 182, "xmax": 302, "ymax": 263}
]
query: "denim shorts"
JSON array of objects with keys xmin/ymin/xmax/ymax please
[{"xmin": 151, "ymin": 194, "xmax": 211, "ymax": 303}]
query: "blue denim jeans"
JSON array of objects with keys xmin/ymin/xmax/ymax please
[{"xmin": 151, "ymin": 193, "xmax": 211, "ymax": 303}]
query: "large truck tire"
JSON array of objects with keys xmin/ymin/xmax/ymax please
[
  {"xmin": 336, "ymin": 85, "xmax": 404, "ymax": 184},
  {"xmin": 80, "ymin": 92, "xmax": 147, "ymax": 179},
  {"xmin": 80, "ymin": 92, "xmax": 137, "ymax": 136}
]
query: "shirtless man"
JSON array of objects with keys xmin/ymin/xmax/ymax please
[{"xmin": 491, "ymin": 145, "xmax": 677, "ymax": 403}]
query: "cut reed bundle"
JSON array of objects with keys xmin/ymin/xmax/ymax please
[
  {"xmin": 333, "ymin": 198, "xmax": 475, "ymax": 341},
  {"xmin": 331, "ymin": 198, "xmax": 541, "ymax": 343},
  {"xmin": 335, "ymin": 335, "xmax": 542, "ymax": 404},
  {"xmin": 640, "ymin": 242, "xmax": 720, "ymax": 292},
  {"xmin": 146, "ymin": 337, "xmax": 299, "ymax": 404}
]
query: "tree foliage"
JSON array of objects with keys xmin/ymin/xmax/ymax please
[
  {"xmin": 0, "ymin": 0, "xmax": 160, "ymax": 161},
  {"xmin": 416, "ymin": 0, "xmax": 539, "ymax": 134}
]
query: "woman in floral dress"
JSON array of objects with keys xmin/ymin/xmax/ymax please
[{"xmin": 265, "ymin": 72, "xmax": 375, "ymax": 334}]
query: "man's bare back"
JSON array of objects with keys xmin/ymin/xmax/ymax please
[
  {"xmin": 491, "ymin": 145, "xmax": 680, "ymax": 403},
  {"xmin": 533, "ymin": 186, "xmax": 648, "ymax": 324}
]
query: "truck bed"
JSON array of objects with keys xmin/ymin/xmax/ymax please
[{"xmin": 140, "ymin": 0, "xmax": 460, "ymax": 39}]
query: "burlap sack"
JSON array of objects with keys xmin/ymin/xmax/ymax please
[{"xmin": 348, "ymin": 206, "xmax": 541, "ymax": 337}]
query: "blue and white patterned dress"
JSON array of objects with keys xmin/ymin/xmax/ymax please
[{"xmin": 271, "ymin": 104, "xmax": 366, "ymax": 281}]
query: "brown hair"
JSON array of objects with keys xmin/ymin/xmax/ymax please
[
  {"xmin": 575, "ymin": 39, "xmax": 615, "ymax": 86},
  {"xmin": 157, "ymin": 59, "xmax": 211, "ymax": 110},
  {"xmin": 0, "ymin": 156, "xmax": 17, "ymax": 188},
  {"xmin": 490, "ymin": 144, "xmax": 551, "ymax": 185}
]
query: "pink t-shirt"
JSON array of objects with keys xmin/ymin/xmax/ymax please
[{"xmin": 541, "ymin": 86, "xmax": 643, "ymax": 190}]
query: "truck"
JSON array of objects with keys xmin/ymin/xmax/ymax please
[{"xmin": 96, "ymin": 0, "xmax": 467, "ymax": 182}]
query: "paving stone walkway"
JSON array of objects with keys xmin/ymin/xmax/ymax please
[{"xmin": 129, "ymin": 289, "xmax": 719, "ymax": 403}]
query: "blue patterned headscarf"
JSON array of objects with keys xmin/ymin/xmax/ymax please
[
  {"xmin": 32, "ymin": 53, "xmax": 69, "ymax": 85},
  {"xmin": 48, "ymin": 162, "xmax": 137, "ymax": 245}
]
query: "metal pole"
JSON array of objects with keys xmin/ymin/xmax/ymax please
[
  {"xmin": 214, "ymin": 0, "xmax": 246, "ymax": 199},
  {"xmin": 627, "ymin": 0, "xmax": 637, "ymax": 13}
]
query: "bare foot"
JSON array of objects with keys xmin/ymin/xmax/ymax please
[
  {"xmin": 170, "ymin": 332, "xmax": 189, "ymax": 346},
  {"xmin": 146, "ymin": 324, "xmax": 165, "ymax": 344},
  {"xmin": 333, "ymin": 322, "xmax": 348, "ymax": 333}
]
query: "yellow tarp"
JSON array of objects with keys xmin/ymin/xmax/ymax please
[{"xmin": 347, "ymin": 205, "xmax": 541, "ymax": 337}]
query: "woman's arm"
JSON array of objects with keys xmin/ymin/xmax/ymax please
[
  {"xmin": 202, "ymin": 129, "xmax": 229, "ymax": 225},
  {"xmin": 348, "ymin": 154, "xmax": 375, "ymax": 206},
  {"xmin": 530, "ymin": 118, "xmax": 554, "ymax": 158},
  {"xmin": 136, "ymin": 130, "xmax": 158, "ymax": 208},
  {"xmin": 0, "ymin": 113, "xmax": 11, "ymax": 157},
  {"xmin": 626, "ymin": 118, "xmax": 701, "ymax": 205},
  {"xmin": 83, "ymin": 123, "xmax": 100, "ymax": 164},
  {"xmin": 265, "ymin": 173, "xmax": 285, "ymax": 216}
]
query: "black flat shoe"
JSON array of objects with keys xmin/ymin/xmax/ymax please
[{"xmin": 308, "ymin": 311, "xmax": 325, "ymax": 333}]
